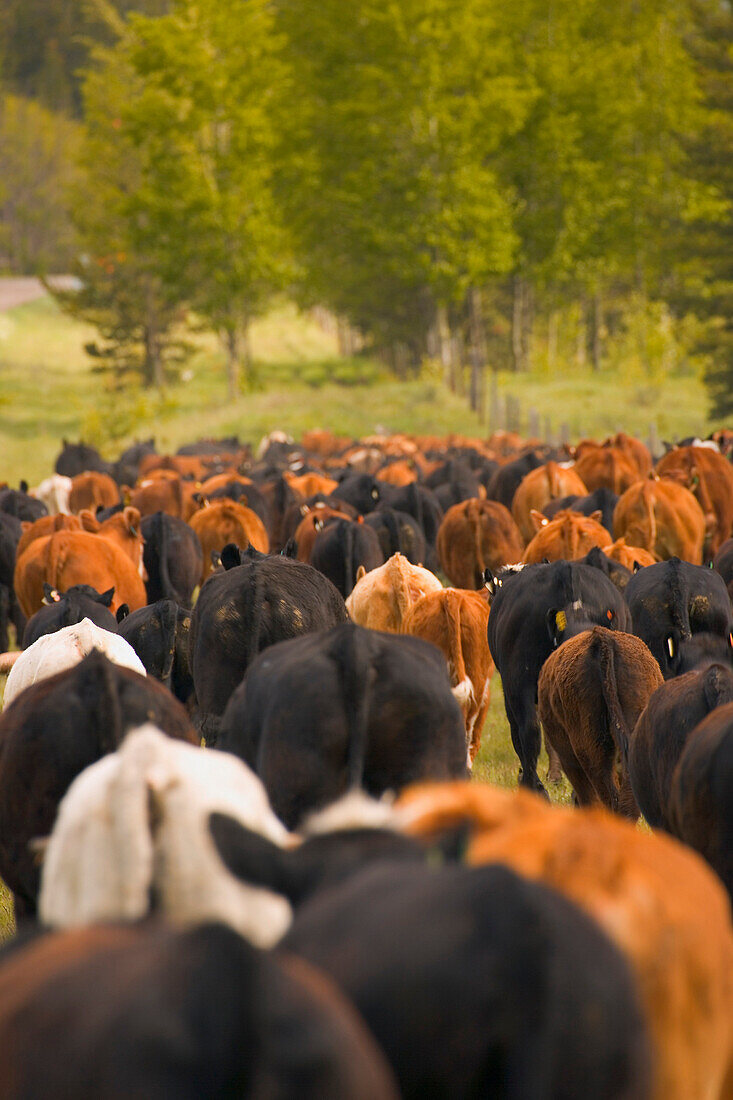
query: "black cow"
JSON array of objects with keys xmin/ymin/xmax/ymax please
[
  {"xmin": 424, "ymin": 460, "xmax": 483, "ymax": 511},
  {"xmin": 218, "ymin": 623, "xmax": 467, "ymax": 829},
  {"xmin": 487, "ymin": 561, "xmax": 631, "ymax": 793},
  {"xmin": 54, "ymin": 439, "xmax": 113, "ymax": 478},
  {"xmin": 177, "ymin": 435, "xmax": 244, "ymax": 455},
  {"xmin": 629, "ymin": 661, "xmax": 733, "ymax": 832},
  {"xmin": 190, "ymin": 546, "xmax": 348, "ymax": 744},
  {"xmin": 111, "ymin": 438, "xmax": 156, "ymax": 486},
  {"xmin": 334, "ymin": 473, "xmax": 384, "ymax": 515},
  {"xmin": 624, "ymin": 558, "xmax": 733, "ymax": 679},
  {"xmin": 669, "ymin": 702, "xmax": 733, "ymax": 898},
  {"xmin": 0, "ymin": 488, "xmax": 46, "ymax": 522},
  {"xmin": 279, "ymin": 862, "xmax": 651, "ymax": 1100},
  {"xmin": 712, "ymin": 535, "xmax": 733, "ymax": 600},
  {"xmin": 363, "ymin": 508, "xmax": 427, "ymax": 565},
  {"xmin": 0, "ymin": 651, "xmax": 196, "ymax": 919},
  {"xmin": 309, "ymin": 518, "xmax": 384, "ymax": 597},
  {"xmin": 208, "ymin": 480, "xmax": 270, "ymax": 529},
  {"xmin": 0, "ymin": 512, "xmax": 24, "ymax": 650},
  {"xmin": 117, "ymin": 599, "xmax": 179, "ymax": 686},
  {"xmin": 486, "ymin": 449, "xmax": 545, "ymax": 509},
  {"xmin": 22, "ymin": 584, "xmax": 118, "ymax": 648},
  {"xmin": 0, "ymin": 922, "xmax": 398, "ymax": 1100},
  {"xmin": 141, "ymin": 511, "xmax": 203, "ymax": 607},
  {"xmin": 579, "ymin": 545, "xmax": 633, "ymax": 592},
  {"xmin": 379, "ymin": 483, "xmax": 443, "ymax": 569},
  {"xmin": 544, "ymin": 487, "xmax": 619, "ymax": 538}
]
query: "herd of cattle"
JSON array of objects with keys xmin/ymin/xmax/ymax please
[{"xmin": 0, "ymin": 426, "xmax": 730, "ymax": 1096}]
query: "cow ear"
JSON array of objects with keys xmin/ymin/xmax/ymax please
[
  {"xmin": 633, "ymin": 560, "xmax": 643, "ymax": 573},
  {"xmin": 99, "ymin": 587, "xmax": 115, "ymax": 607},
  {"xmin": 356, "ymin": 565, "xmax": 366, "ymax": 582},
  {"xmin": 590, "ymin": 510, "xmax": 603, "ymax": 523},
  {"xmin": 42, "ymin": 583, "xmax": 61, "ymax": 604},
  {"xmin": 116, "ymin": 604, "xmax": 130, "ymax": 623},
  {"xmin": 123, "ymin": 506, "xmax": 141, "ymax": 535},
  {"xmin": 79, "ymin": 509, "xmax": 100, "ymax": 532},
  {"xmin": 282, "ymin": 537, "xmax": 298, "ymax": 559},
  {"xmin": 19, "ymin": 480, "xmax": 28, "ymax": 493},
  {"xmin": 208, "ymin": 812, "xmax": 295, "ymax": 899},
  {"xmin": 220, "ymin": 543, "xmax": 242, "ymax": 570},
  {"xmin": 484, "ymin": 570, "xmax": 498, "ymax": 597},
  {"xmin": 530, "ymin": 509, "xmax": 547, "ymax": 532}
]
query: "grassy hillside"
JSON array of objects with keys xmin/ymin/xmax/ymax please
[{"xmin": 0, "ymin": 294, "xmax": 712, "ymax": 485}]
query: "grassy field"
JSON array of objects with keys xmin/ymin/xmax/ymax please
[
  {"xmin": 0, "ymin": 294, "xmax": 713, "ymax": 486},
  {"xmin": 0, "ymin": 293, "xmax": 695, "ymax": 942}
]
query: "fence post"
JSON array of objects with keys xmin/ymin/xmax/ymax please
[
  {"xmin": 560, "ymin": 421, "xmax": 570, "ymax": 447},
  {"xmin": 528, "ymin": 407, "xmax": 540, "ymax": 440}
]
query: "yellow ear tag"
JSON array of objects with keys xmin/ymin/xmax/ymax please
[{"xmin": 555, "ymin": 610, "xmax": 567, "ymax": 632}]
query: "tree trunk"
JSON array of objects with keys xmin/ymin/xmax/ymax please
[
  {"xmin": 436, "ymin": 302, "xmax": 454, "ymax": 391},
  {"xmin": 468, "ymin": 287, "xmax": 486, "ymax": 416},
  {"xmin": 143, "ymin": 324, "xmax": 164, "ymax": 389},
  {"xmin": 512, "ymin": 276, "xmax": 524, "ymax": 372},
  {"xmin": 576, "ymin": 301, "xmax": 587, "ymax": 369},
  {"xmin": 592, "ymin": 287, "xmax": 603, "ymax": 372},
  {"xmin": 547, "ymin": 310, "xmax": 558, "ymax": 373}
]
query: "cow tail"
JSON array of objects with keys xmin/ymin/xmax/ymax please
[
  {"xmin": 568, "ymin": 514, "xmax": 580, "ymax": 561},
  {"xmin": 78, "ymin": 651, "xmax": 125, "ymax": 756},
  {"xmin": 393, "ymin": 554, "xmax": 412, "ymax": 626},
  {"xmin": 155, "ymin": 512, "xmax": 175, "ymax": 602},
  {"xmin": 546, "ymin": 461, "xmax": 560, "ymax": 498},
  {"xmin": 340, "ymin": 521, "xmax": 357, "ymax": 597},
  {"xmin": 410, "ymin": 482, "xmax": 424, "ymax": 534},
  {"xmin": 594, "ymin": 629, "xmax": 631, "ymax": 763},
  {"xmin": 331, "ymin": 626, "xmax": 372, "ymax": 789},
  {"xmin": 244, "ymin": 562, "xmax": 264, "ymax": 667},
  {"xmin": 669, "ymin": 558, "xmax": 691, "ymax": 644},
  {"xmin": 47, "ymin": 533, "xmax": 64, "ymax": 593},
  {"xmin": 444, "ymin": 590, "xmax": 472, "ymax": 709},
  {"xmin": 644, "ymin": 482, "xmax": 657, "ymax": 551},
  {"xmin": 468, "ymin": 501, "xmax": 486, "ymax": 578},
  {"xmin": 382, "ymin": 509, "xmax": 401, "ymax": 556}
]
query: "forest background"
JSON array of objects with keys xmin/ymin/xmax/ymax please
[{"xmin": 1, "ymin": 0, "xmax": 733, "ymax": 448}]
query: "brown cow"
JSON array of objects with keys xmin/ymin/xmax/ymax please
[
  {"xmin": 138, "ymin": 453, "xmax": 210, "ymax": 480},
  {"xmin": 292, "ymin": 506, "xmax": 354, "ymax": 563},
  {"xmin": 402, "ymin": 588, "xmax": 493, "ymax": 764},
  {"xmin": 376, "ymin": 460, "xmax": 418, "ymax": 486},
  {"xmin": 127, "ymin": 476, "xmax": 201, "ymax": 522},
  {"xmin": 512, "ymin": 461, "xmax": 588, "ymax": 543},
  {"xmin": 397, "ymin": 782, "xmax": 733, "ymax": 1100},
  {"xmin": 16, "ymin": 514, "xmax": 83, "ymax": 560},
  {"xmin": 606, "ymin": 432, "xmax": 653, "ymax": 478},
  {"xmin": 345, "ymin": 552, "xmax": 442, "ymax": 633},
  {"xmin": 437, "ymin": 499, "xmax": 523, "ymax": 589},
  {"xmin": 284, "ymin": 471, "xmax": 340, "ymax": 498},
  {"xmin": 199, "ymin": 471, "xmax": 252, "ymax": 495},
  {"xmin": 601, "ymin": 537, "xmax": 656, "ymax": 570},
  {"xmin": 14, "ymin": 508, "xmax": 146, "ymax": 616},
  {"xmin": 190, "ymin": 501, "xmax": 270, "ymax": 583},
  {"xmin": 538, "ymin": 627, "xmax": 663, "ymax": 816},
  {"xmin": 68, "ymin": 472, "xmax": 120, "ymax": 514},
  {"xmin": 613, "ymin": 477, "xmax": 706, "ymax": 564},
  {"xmin": 574, "ymin": 446, "xmax": 640, "ymax": 495},
  {"xmin": 523, "ymin": 508, "xmax": 609, "ymax": 564},
  {"xmin": 656, "ymin": 446, "xmax": 733, "ymax": 557}
]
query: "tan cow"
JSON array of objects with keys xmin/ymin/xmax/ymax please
[
  {"xmin": 522, "ymin": 509, "xmax": 609, "ymax": 563},
  {"xmin": 190, "ymin": 501, "xmax": 270, "ymax": 583},
  {"xmin": 512, "ymin": 462, "xmax": 588, "ymax": 543},
  {"xmin": 345, "ymin": 553, "xmax": 442, "ymax": 633},
  {"xmin": 397, "ymin": 782, "xmax": 733, "ymax": 1100},
  {"xmin": 656, "ymin": 445, "xmax": 733, "ymax": 557},
  {"xmin": 402, "ymin": 588, "xmax": 493, "ymax": 764}
]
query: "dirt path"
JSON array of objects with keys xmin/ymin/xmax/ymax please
[{"xmin": 0, "ymin": 276, "xmax": 80, "ymax": 312}]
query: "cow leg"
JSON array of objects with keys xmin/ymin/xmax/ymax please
[
  {"xmin": 505, "ymin": 689, "xmax": 547, "ymax": 796},
  {"xmin": 545, "ymin": 737, "xmax": 563, "ymax": 784}
]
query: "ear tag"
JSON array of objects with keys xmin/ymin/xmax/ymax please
[
  {"xmin": 555, "ymin": 610, "xmax": 567, "ymax": 632},
  {"xmin": 667, "ymin": 637, "xmax": 675, "ymax": 659},
  {"xmin": 606, "ymin": 609, "xmax": 613, "ymax": 621}
]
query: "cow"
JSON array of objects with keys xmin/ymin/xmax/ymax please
[
  {"xmin": 423, "ymin": 459, "xmax": 483, "ymax": 511},
  {"xmin": 0, "ymin": 922, "xmax": 398, "ymax": 1100},
  {"xmin": 15, "ymin": 513, "xmax": 83, "ymax": 560},
  {"xmin": 437, "ymin": 499, "xmax": 524, "ymax": 590},
  {"xmin": 3, "ymin": 618, "xmax": 145, "ymax": 707},
  {"xmin": 579, "ymin": 545, "xmax": 634, "ymax": 592},
  {"xmin": 656, "ymin": 444, "xmax": 733, "ymax": 556},
  {"xmin": 613, "ymin": 478, "xmax": 706, "ymax": 563},
  {"xmin": 538, "ymin": 627, "xmax": 663, "ymax": 815},
  {"xmin": 39, "ymin": 725, "xmax": 291, "ymax": 944},
  {"xmin": 522, "ymin": 508, "xmax": 609, "ymax": 563},
  {"xmin": 543, "ymin": 486, "xmax": 619, "ymax": 537},
  {"xmin": 206, "ymin": 478, "xmax": 271, "ymax": 528},
  {"xmin": 629, "ymin": 661, "xmax": 733, "ymax": 832},
  {"xmin": 669, "ymin": 702, "xmax": 733, "ymax": 899},
  {"xmin": 623, "ymin": 557, "xmax": 733, "ymax": 679},
  {"xmin": 605, "ymin": 432, "xmax": 653, "ymax": 478},
  {"xmin": 601, "ymin": 537, "xmax": 656, "ymax": 570},
  {"xmin": 190, "ymin": 500, "xmax": 269, "ymax": 584},
  {"xmin": 397, "ymin": 782, "xmax": 733, "ymax": 1100},
  {"xmin": 573, "ymin": 445, "xmax": 640, "ymax": 494},
  {"xmin": 116, "ymin": 600, "xmax": 180, "ymax": 686},
  {"xmin": 68, "ymin": 472, "xmax": 120, "ymax": 514},
  {"xmin": 345, "ymin": 552, "xmax": 443, "ymax": 633},
  {"xmin": 486, "ymin": 449, "xmax": 545, "ymax": 509},
  {"xmin": 363, "ymin": 508, "xmax": 427, "ymax": 565},
  {"xmin": 487, "ymin": 560, "xmax": 631, "ymax": 793},
  {"xmin": 309, "ymin": 518, "xmax": 384, "ymax": 597},
  {"xmin": 402, "ymin": 588, "xmax": 493, "ymax": 764},
  {"xmin": 217, "ymin": 623, "xmax": 468, "ymax": 830},
  {"xmin": 190, "ymin": 546, "xmax": 349, "ymax": 744},
  {"xmin": 22, "ymin": 584, "xmax": 118, "ymax": 648},
  {"xmin": 141, "ymin": 511, "xmax": 202, "ymax": 607},
  {"xmin": 289, "ymin": 505, "xmax": 353, "ymax": 563},
  {"xmin": 284, "ymin": 470, "xmax": 341, "ymax": 498},
  {"xmin": 127, "ymin": 475, "xmax": 201, "ymax": 522},
  {"xmin": 14, "ymin": 507, "xmax": 146, "ymax": 617},
  {"xmin": 0, "ymin": 487, "xmax": 47, "ymax": 523},
  {"xmin": 280, "ymin": 860, "xmax": 651, "ymax": 1100},
  {"xmin": 29, "ymin": 474, "xmax": 72, "ymax": 515},
  {"xmin": 327, "ymin": 473, "xmax": 383, "ymax": 515},
  {"xmin": 713, "ymin": 535, "xmax": 733, "ymax": 600},
  {"xmin": 375, "ymin": 458, "xmax": 419, "ymax": 487},
  {"xmin": 55, "ymin": 439, "xmax": 113, "ymax": 478},
  {"xmin": 379, "ymin": 482, "xmax": 443, "ymax": 569},
  {"xmin": 511, "ymin": 461, "xmax": 588, "ymax": 543},
  {"xmin": 0, "ymin": 652, "xmax": 196, "ymax": 918},
  {"xmin": 0, "ymin": 512, "xmax": 24, "ymax": 650}
]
